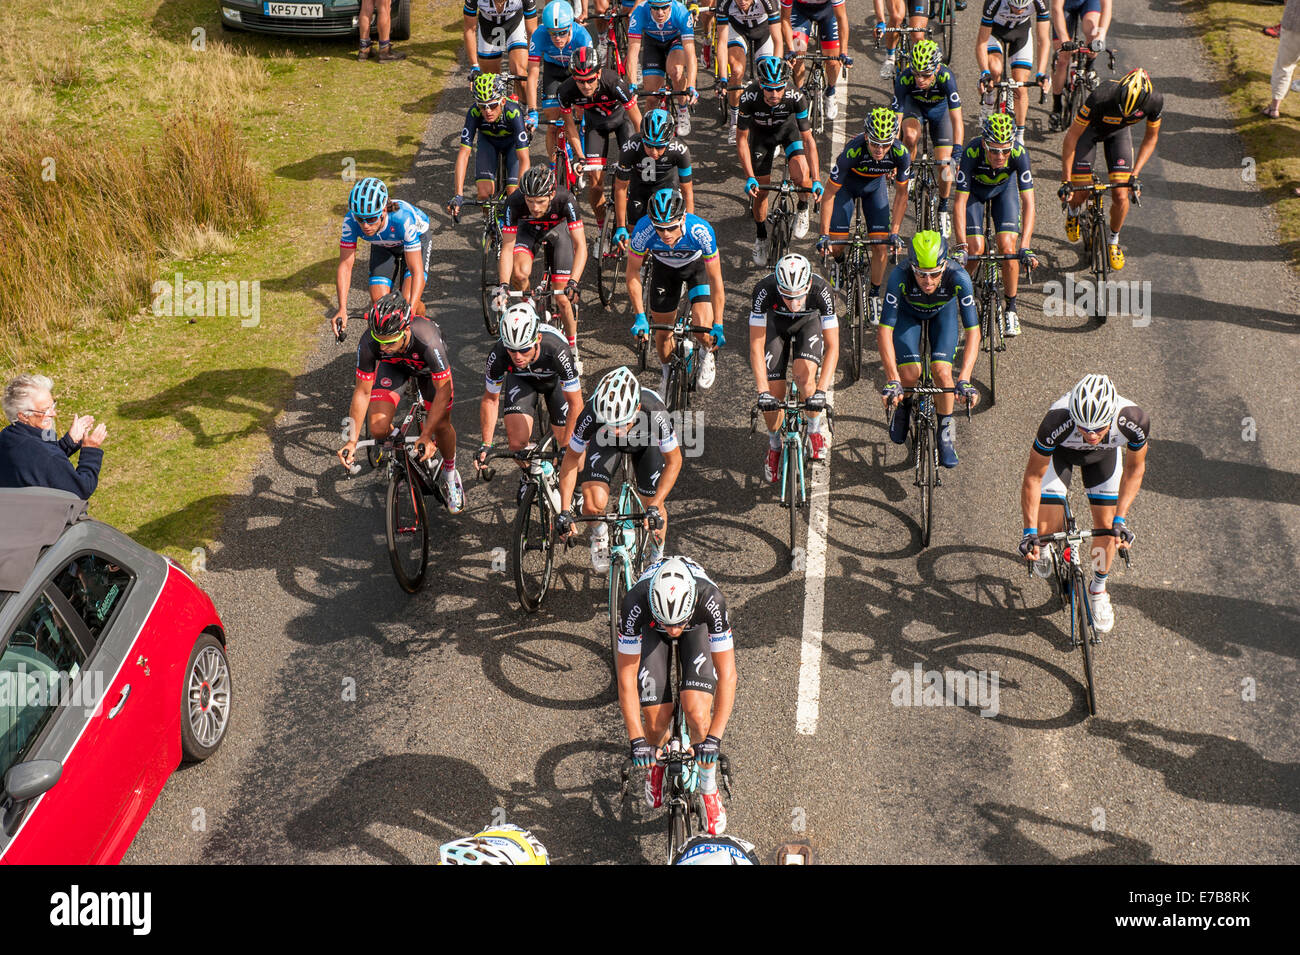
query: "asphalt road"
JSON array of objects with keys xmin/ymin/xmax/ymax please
[{"xmin": 127, "ymin": 1, "xmax": 1300, "ymax": 864}]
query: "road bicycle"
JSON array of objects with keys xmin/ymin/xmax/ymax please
[
  {"xmin": 754, "ymin": 178, "xmax": 814, "ymax": 267},
  {"xmin": 452, "ymin": 192, "xmax": 509, "ymax": 336},
  {"xmin": 640, "ymin": 86, "xmax": 699, "ymax": 136},
  {"xmin": 479, "ymin": 440, "xmax": 565, "ymax": 612},
  {"xmin": 596, "ymin": 174, "xmax": 626, "ymax": 308},
  {"xmin": 822, "ymin": 199, "xmax": 900, "ymax": 383},
  {"xmin": 1048, "ymin": 39, "xmax": 1116, "ymax": 133},
  {"xmin": 874, "ymin": 24, "xmax": 931, "ymax": 78},
  {"xmin": 1028, "ymin": 493, "xmax": 1131, "ymax": 716},
  {"xmin": 930, "ymin": 0, "xmax": 958, "ymax": 63},
  {"xmin": 750, "ymin": 345, "xmax": 833, "ymax": 564},
  {"xmin": 789, "ymin": 48, "xmax": 853, "ymax": 136},
  {"xmin": 618, "ymin": 635, "xmax": 734, "ymax": 863},
  {"xmin": 540, "ymin": 118, "xmax": 584, "ymax": 195},
  {"xmin": 964, "ymin": 212, "xmax": 1034, "ymax": 406},
  {"xmin": 978, "ymin": 77, "xmax": 1047, "ymax": 133},
  {"xmin": 349, "ymin": 379, "xmax": 448, "ymax": 593},
  {"xmin": 595, "ymin": 10, "xmax": 633, "ymax": 75},
  {"xmin": 1062, "ymin": 178, "xmax": 1138, "ymax": 324},
  {"xmin": 908, "ymin": 121, "xmax": 954, "ymax": 235},
  {"xmin": 638, "ymin": 316, "xmax": 713, "ymax": 414},
  {"xmin": 886, "ymin": 317, "xmax": 970, "ymax": 548}
]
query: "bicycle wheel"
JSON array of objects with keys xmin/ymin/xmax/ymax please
[
  {"xmin": 939, "ymin": 1, "xmax": 956, "ymax": 63},
  {"xmin": 667, "ymin": 798, "xmax": 688, "ymax": 863},
  {"xmin": 608, "ymin": 553, "xmax": 629, "ymax": 673},
  {"xmin": 597, "ymin": 214, "xmax": 619, "ymax": 308},
  {"xmin": 512, "ymin": 481, "xmax": 555, "ymax": 612},
  {"xmin": 1090, "ymin": 215, "xmax": 1108, "ymax": 323},
  {"xmin": 809, "ymin": 69, "xmax": 825, "ymax": 135},
  {"xmin": 481, "ymin": 225, "xmax": 501, "ymax": 337},
  {"xmin": 787, "ymin": 442, "xmax": 801, "ymax": 560},
  {"xmin": 915, "ymin": 414, "xmax": 934, "ymax": 548},
  {"xmin": 385, "ymin": 461, "xmax": 429, "ymax": 593},
  {"xmin": 847, "ymin": 274, "xmax": 864, "ymax": 382},
  {"xmin": 1074, "ymin": 570, "xmax": 1098, "ymax": 715},
  {"xmin": 769, "ymin": 206, "xmax": 791, "ymax": 265}
]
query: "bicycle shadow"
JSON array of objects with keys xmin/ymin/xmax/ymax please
[
  {"xmin": 973, "ymin": 801, "xmax": 1162, "ymax": 864},
  {"xmin": 116, "ymin": 368, "xmax": 293, "ymax": 450}
]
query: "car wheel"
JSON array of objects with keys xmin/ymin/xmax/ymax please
[
  {"xmin": 390, "ymin": 0, "xmax": 411, "ymax": 42},
  {"xmin": 180, "ymin": 632, "xmax": 232, "ymax": 762}
]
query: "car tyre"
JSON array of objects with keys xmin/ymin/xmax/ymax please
[
  {"xmin": 180, "ymin": 632, "xmax": 232, "ymax": 762},
  {"xmin": 390, "ymin": 0, "xmax": 411, "ymax": 42}
]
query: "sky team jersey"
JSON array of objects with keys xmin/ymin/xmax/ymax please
[
  {"xmin": 528, "ymin": 22, "xmax": 593, "ymax": 67},
  {"xmin": 501, "ymin": 188, "xmax": 583, "ymax": 234},
  {"xmin": 717, "ymin": 0, "xmax": 780, "ymax": 31},
  {"xmin": 629, "ymin": 212, "xmax": 718, "ymax": 267},
  {"xmin": 340, "ymin": 199, "xmax": 430, "ymax": 251},
  {"xmin": 617, "ymin": 556, "xmax": 734, "ymax": 654},
  {"xmin": 750, "ymin": 273, "xmax": 838, "ymax": 329},
  {"xmin": 737, "ymin": 85, "xmax": 811, "ymax": 134},
  {"xmin": 1074, "ymin": 81, "xmax": 1165, "ymax": 135},
  {"xmin": 355, "ymin": 317, "xmax": 452, "ymax": 383},
  {"xmin": 460, "ymin": 100, "xmax": 530, "ymax": 148},
  {"xmin": 880, "ymin": 263, "xmax": 978, "ymax": 329},
  {"xmin": 614, "ymin": 138, "xmax": 694, "ymax": 192},
  {"xmin": 628, "ymin": 1, "xmax": 695, "ymax": 44},
  {"xmin": 484, "ymin": 325, "xmax": 580, "ymax": 394},
  {"xmin": 1033, "ymin": 392, "xmax": 1149, "ymax": 455},
  {"xmin": 568, "ymin": 387, "xmax": 678, "ymax": 455},
  {"xmin": 955, "ymin": 137, "xmax": 1034, "ymax": 193},
  {"xmin": 465, "ymin": 0, "xmax": 536, "ymax": 28},
  {"xmin": 891, "ymin": 65, "xmax": 962, "ymax": 112},
  {"xmin": 830, "ymin": 133, "xmax": 911, "ymax": 185},
  {"xmin": 980, "ymin": 0, "xmax": 1049, "ymax": 29}
]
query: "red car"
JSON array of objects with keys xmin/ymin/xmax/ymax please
[{"xmin": 0, "ymin": 488, "xmax": 232, "ymax": 863}]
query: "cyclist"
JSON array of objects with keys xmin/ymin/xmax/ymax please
[
  {"xmin": 336, "ymin": 293, "xmax": 464, "ymax": 513},
  {"xmin": 817, "ymin": 106, "xmax": 910, "ymax": 326},
  {"xmin": 1049, "ymin": 0, "xmax": 1113, "ymax": 128},
  {"xmin": 1018, "ymin": 373, "xmax": 1147, "ymax": 634},
  {"xmin": 672, "ymin": 833, "xmax": 761, "ymax": 864},
  {"xmin": 750, "ymin": 253, "xmax": 839, "ymax": 479},
  {"xmin": 528, "ymin": 1, "xmax": 595, "ymax": 157},
  {"xmin": 438, "ymin": 823, "xmax": 549, "ymax": 864},
  {"xmin": 890, "ymin": 39, "xmax": 963, "ymax": 237},
  {"xmin": 871, "ymin": 0, "xmax": 933, "ymax": 80},
  {"xmin": 952, "ymin": 111, "xmax": 1038, "ymax": 337},
  {"xmin": 495, "ymin": 165, "xmax": 588, "ymax": 370},
  {"xmin": 448, "ymin": 73, "xmax": 531, "ymax": 217},
  {"xmin": 877, "ymin": 230, "xmax": 980, "ymax": 469},
  {"xmin": 612, "ymin": 109, "xmax": 695, "ymax": 251},
  {"xmin": 781, "ymin": 0, "xmax": 849, "ymax": 121},
  {"xmin": 332, "ymin": 177, "xmax": 431, "ymax": 339},
  {"xmin": 616, "ymin": 555, "xmax": 738, "ymax": 837},
  {"xmin": 975, "ymin": 0, "xmax": 1052, "ymax": 147},
  {"xmin": 716, "ymin": 0, "xmax": 783, "ymax": 145},
  {"xmin": 626, "ymin": 0, "xmax": 700, "ymax": 136},
  {"xmin": 737, "ymin": 54, "xmax": 823, "ymax": 266},
  {"xmin": 474, "ymin": 302, "xmax": 584, "ymax": 501},
  {"xmin": 558, "ymin": 45, "xmax": 641, "ymax": 227},
  {"xmin": 462, "ymin": 0, "xmax": 537, "ymax": 102},
  {"xmin": 555, "ymin": 366, "xmax": 684, "ymax": 568},
  {"xmin": 1059, "ymin": 67, "xmax": 1160, "ymax": 271},
  {"xmin": 627, "ymin": 188, "xmax": 726, "ymax": 396}
]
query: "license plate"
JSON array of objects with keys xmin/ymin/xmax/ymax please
[{"xmin": 263, "ymin": 2, "xmax": 324, "ymax": 17}]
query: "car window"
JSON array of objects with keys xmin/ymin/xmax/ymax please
[
  {"xmin": 0, "ymin": 594, "xmax": 88, "ymax": 781},
  {"xmin": 51, "ymin": 554, "xmax": 133, "ymax": 643}
]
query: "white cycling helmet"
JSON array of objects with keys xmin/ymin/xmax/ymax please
[
  {"xmin": 672, "ymin": 834, "xmax": 760, "ymax": 865},
  {"xmin": 500, "ymin": 301, "xmax": 540, "ymax": 351},
  {"xmin": 649, "ymin": 556, "xmax": 698, "ymax": 627},
  {"xmin": 592, "ymin": 366, "xmax": 640, "ymax": 427},
  {"xmin": 775, "ymin": 253, "xmax": 812, "ymax": 297},
  {"xmin": 1069, "ymin": 373, "xmax": 1118, "ymax": 431},
  {"xmin": 438, "ymin": 824, "xmax": 549, "ymax": 865},
  {"xmin": 1008, "ymin": 0, "xmax": 1033, "ymax": 9}
]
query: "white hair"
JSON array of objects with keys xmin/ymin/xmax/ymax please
[{"xmin": 3, "ymin": 374, "xmax": 54, "ymax": 424}]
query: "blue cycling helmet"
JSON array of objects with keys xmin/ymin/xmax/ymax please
[
  {"xmin": 642, "ymin": 108, "xmax": 673, "ymax": 146},
  {"xmin": 542, "ymin": 1, "xmax": 574, "ymax": 32},
  {"xmin": 756, "ymin": 55, "xmax": 785, "ymax": 89},
  {"xmin": 349, "ymin": 177, "xmax": 388, "ymax": 218},
  {"xmin": 648, "ymin": 187, "xmax": 685, "ymax": 226}
]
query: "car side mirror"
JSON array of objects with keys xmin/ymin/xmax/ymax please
[{"xmin": 4, "ymin": 760, "xmax": 62, "ymax": 802}]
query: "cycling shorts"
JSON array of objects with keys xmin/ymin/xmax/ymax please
[
  {"xmin": 513, "ymin": 223, "xmax": 575, "ymax": 279},
  {"xmin": 634, "ymin": 624, "xmax": 718, "ymax": 703},
  {"xmin": 369, "ymin": 362, "xmax": 453, "ymax": 412},
  {"xmin": 641, "ymin": 35, "xmax": 686, "ymax": 78},
  {"xmin": 1069, "ymin": 125, "xmax": 1134, "ymax": 184},
  {"xmin": 987, "ymin": 25, "xmax": 1034, "ymax": 72},
  {"xmin": 474, "ymin": 137, "xmax": 524, "ymax": 185},
  {"xmin": 477, "ymin": 20, "xmax": 529, "ymax": 58},
  {"xmin": 584, "ymin": 116, "xmax": 635, "ymax": 168},
  {"xmin": 790, "ymin": 2, "xmax": 840, "ymax": 50},
  {"xmin": 749, "ymin": 121, "xmax": 805, "ymax": 176},
  {"xmin": 900, "ymin": 97, "xmax": 956, "ymax": 148},
  {"xmin": 368, "ymin": 234, "xmax": 432, "ymax": 290},
  {"xmin": 829, "ymin": 176, "xmax": 892, "ymax": 236},
  {"xmin": 503, "ymin": 374, "xmax": 569, "ymax": 425},
  {"xmin": 648, "ymin": 257, "xmax": 711, "ymax": 314},
  {"xmin": 762, "ymin": 313, "xmax": 824, "ymax": 380},
  {"xmin": 964, "ymin": 184, "xmax": 1020, "ymax": 236},
  {"xmin": 579, "ymin": 441, "xmax": 667, "ymax": 497},
  {"xmin": 889, "ymin": 302, "xmax": 961, "ymax": 366},
  {"xmin": 1040, "ymin": 444, "xmax": 1121, "ymax": 505}
]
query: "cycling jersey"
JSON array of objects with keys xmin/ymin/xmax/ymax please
[
  {"xmin": 628, "ymin": 1, "xmax": 694, "ymax": 45},
  {"xmin": 614, "ymin": 138, "xmax": 694, "ymax": 200},
  {"xmin": 617, "ymin": 556, "xmax": 734, "ymax": 656},
  {"xmin": 629, "ymin": 212, "xmax": 718, "ymax": 268},
  {"xmin": 980, "ymin": 0, "xmax": 1049, "ymax": 29},
  {"xmin": 484, "ymin": 324, "xmax": 581, "ymax": 395},
  {"xmin": 558, "ymin": 68, "xmax": 636, "ymax": 128},
  {"xmin": 568, "ymin": 387, "xmax": 679, "ymax": 456},
  {"xmin": 1033, "ymin": 392, "xmax": 1149, "ymax": 456},
  {"xmin": 737, "ymin": 84, "xmax": 811, "ymax": 136},
  {"xmin": 501, "ymin": 188, "xmax": 583, "ymax": 235},
  {"xmin": 460, "ymin": 100, "xmax": 530, "ymax": 149},
  {"xmin": 830, "ymin": 134, "xmax": 911, "ymax": 186},
  {"xmin": 355, "ymin": 317, "xmax": 452, "ymax": 386},
  {"xmin": 751, "ymin": 273, "xmax": 837, "ymax": 380},
  {"xmin": 717, "ymin": 0, "xmax": 780, "ymax": 36},
  {"xmin": 955, "ymin": 137, "xmax": 1033, "ymax": 194},
  {"xmin": 891, "ymin": 65, "xmax": 962, "ymax": 112},
  {"xmin": 466, "ymin": 0, "xmax": 536, "ymax": 30},
  {"xmin": 340, "ymin": 199, "xmax": 430, "ymax": 251},
  {"xmin": 749, "ymin": 273, "xmax": 837, "ymax": 329},
  {"xmin": 528, "ymin": 22, "xmax": 594, "ymax": 67},
  {"xmin": 1074, "ymin": 81, "xmax": 1164, "ymax": 136},
  {"xmin": 881, "ymin": 263, "xmax": 978, "ymax": 326}
]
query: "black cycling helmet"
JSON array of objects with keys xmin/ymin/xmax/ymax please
[
  {"xmin": 520, "ymin": 164, "xmax": 557, "ymax": 198},
  {"xmin": 569, "ymin": 45, "xmax": 599, "ymax": 79},
  {"xmin": 648, "ymin": 187, "xmax": 686, "ymax": 226},
  {"xmin": 367, "ymin": 292, "xmax": 413, "ymax": 341}
]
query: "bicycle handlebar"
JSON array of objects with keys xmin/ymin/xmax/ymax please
[{"xmin": 476, "ymin": 444, "xmax": 563, "ymax": 483}]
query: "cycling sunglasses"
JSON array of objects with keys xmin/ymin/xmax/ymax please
[
  {"xmin": 911, "ymin": 264, "xmax": 945, "ymax": 279},
  {"xmin": 356, "ymin": 212, "xmax": 384, "ymax": 224},
  {"xmin": 370, "ymin": 328, "xmax": 406, "ymax": 345}
]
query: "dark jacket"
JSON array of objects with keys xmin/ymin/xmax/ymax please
[{"xmin": 0, "ymin": 421, "xmax": 103, "ymax": 499}]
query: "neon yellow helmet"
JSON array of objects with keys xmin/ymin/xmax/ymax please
[
  {"xmin": 438, "ymin": 824, "xmax": 549, "ymax": 865},
  {"xmin": 865, "ymin": 106, "xmax": 900, "ymax": 145},
  {"xmin": 473, "ymin": 71, "xmax": 505, "ymax": 104},
  {"xmin": 908, "ymin": 230, "xmax": 948, "ymax": 271},
  {"xmin": 911, "ymin": 39, "xmax": 941, "ymax": 74},
  {"xmin": 981, "ymin": 112, "xmax": 1015, "ymax": 146}
]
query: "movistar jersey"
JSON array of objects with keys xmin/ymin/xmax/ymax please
[
  {"xmin": 880, "ymin": 262, "xmax": 978, "ymax": 328},
  {"xmin": 955, "ymin": 136, "xmax": 1034, "ymax": 193},
  {"xmin": 830, "ymin": 133, "xmax": 911, "ymax": 185},
  {"xmin": 891, "ymin": 65, "xmax": 962, "ymax": 111},
  {"xmin": 460, "ymin": 100, "xmax": 529, "ymax": 148}
]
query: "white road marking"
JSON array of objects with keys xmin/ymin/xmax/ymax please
[{"xmin": 795, "ymin": 76, "xmax": 849, "ymax": 737}]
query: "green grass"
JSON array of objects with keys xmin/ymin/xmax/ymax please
[
  {"xmin": 1189, "ymin": 0, "xmax": 1300, "ymax": 267},
  {"xmin": 1, "ymin": 0, "xmax": 461, "ymax": 561}
]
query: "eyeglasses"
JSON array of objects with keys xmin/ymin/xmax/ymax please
[
  {"xmin": 911, "ymin": 265, "xmax": 945, "ymax": 279},
  {"xmin": 985, "ymin": 145, "xmax": 1013, "ymax": 155},
  {"xmin": 25, "ymin": 403, "xmax": 56, "ymax": 420},
  {"xmin": 505, "ymin": 343, "xmax": 535, "ymax": 355},
  {"xmin": 549, "ymin": 28, "xmax": 571, "ymax": 38},
  {"xmin": 1076, "ymin": 424, "xmax": 1109, "ymax": 435},
  {"xmin": 653, "ymin": 222, "xmax": 681, "ymax": 234},
  {"xmin": 370, "ymin": 329, "xmax": 406, "ymax": 345},
  {"xmin": 357, "ymin": 213, "xmax": 384, "ymax": 224}
]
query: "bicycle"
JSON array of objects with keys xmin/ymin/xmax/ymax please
[
  {"xmin": 908, "ymin": 122, "xmax": 954, "ymax": 235},
  {"xmin": 1062, "ymin": 178, "xmax": 1137, "ymax": 324},
  {"xmin": 874, "ymin": 24, "xmax": 931, "ymax": 77},
  {"xmin": 596, "ymin": 10, "xmax": 633, "ymax": 76},
  {"xmin": 641, "ymin": 86, "xmax": 698, "ymax": 136},
  {"xmin": 1028, "ymin": 493, "xmax": 1131, "ymax": 716},
  {"xmin": 886, "ymin": 318, "xmax": 970, "ymax": 548},
  {"xmin": 822, "ymin": 202, "xmax": 900, "ymax": 383},
  {"xmin": 978, "ymin": 77, "xmax": 1048, "ymax": 130},
  {"xmin": 638, "ymin": 318, "xmax": 713, "ymax": 413},
  {"xmin": 617, "ymin": 633, "xmax": 733, "ymax": 862},
  {"xmin": 790, "ymin": 49, "xmax": 853, "ymax": 136},
  {"xmin": 452, "ymin": 193, "xmax": 510, "ymax": 336},
  {"xmin": 541, "ymin": 118, "xmax": 584, "ymax": 195},
  {"xmin": 964, "ymin": 216, "xmax": 1034, "ymax": 406},
  {"xmin": 1048, "ymin": 39, "xmax": 1115, "ymax": 133},
  {"xmin": 750, "ymin": 348, "xmax": 833, "ymax": 563},
  {"xmin": 479, "ymin": 440, "xmax": 566, "ymax": 612},
  {"xmin": 596, "ymin": 173, "xmax": 626, "ymax": 309},
  {"xmin": 348, "ymin": 379, "xmax": 447, "ymax": 593},
  {"xmin": 930, "ymin": 0, "xmax": 958, "ymax": 63},
  {"xmin": 754, "ymin": 178, "xmax": 815, "ymax": 267}
]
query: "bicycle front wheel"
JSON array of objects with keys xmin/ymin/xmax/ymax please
[
  {"xmin": 1091, "ymin": 216, "xmax": 1109, "ymax": 323},
  {"xmin": 385, "ymin": 463, "xmax": 429, "ymax": 593},
  {"xmin": 787, "ymin": 444, "xmax": 802, "ymax": 561},
  {"xmin": 1074, "ymin": 571, "xmax": 1099, "ymax": 715},
  {"xmin": 940, "ymin": 1, "xmax": 956, "ymax": 63},
  {"xmin": 481, "ymin": 227, "xmax": 501, "ymax": 336},
  {"xmin": 512, "ymin": 482, "xmax": 555, "ymax": 612},
  {"xmin": 597, "ymin": 215, "xmax": 619, "ymax": 308},
  {"xmin": 848, "ymin": 274, "xmax": 865, "ymax": 383},
  {"xmin": 608, "ymin": 554, "xmax": 629, "ymax": 673},
  {"xmin": 769, "ymin": 209, "xmax": 791, "ymax": 265},
  {"xmin": 915, "ymin": 417, "xmax": 934, "ymax": 548}
]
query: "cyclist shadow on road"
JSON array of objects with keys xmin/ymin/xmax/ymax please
[
  {"xmin": 1142, "ymin": 438, "xmax": 1300, "ymax": 506},
  {"xmin": 1088, "ymin": 718, "xmax": 1300, "ymax": 815},
  {"xmin": 117, "ymin": 367, "xmax": 292, "ymax": 451},
  {"xmin": 973, "ymin": 800, "xmax": 1161, "ymax": 863}
]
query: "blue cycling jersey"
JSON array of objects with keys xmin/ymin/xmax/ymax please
[
  {"xmin": 340, "ymin": 198, "xmax": 430, "ymax": 251},
  {"xmin": 629, "ymin": 1, "xmax": 694, "ymax": 44},
  {"xmin": 880, "ymin": 262, "xmax": 978, "ymax": 329},
  {"xmin": 527, "ymin": 23, "xmax": 594, "ymax": 67},
  {"xmin": 629, "ymin": 213, "xmax": 719, "ymax": 267}
]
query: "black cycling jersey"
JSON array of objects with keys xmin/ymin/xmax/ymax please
[
  {"xmin": 749, "ymin": 273, "xmax": 838, "ymax": 329},
  {"xmin": 980, "ymin": 0, "xmax": 1049, "ymax": 29},
  {"xmin": 567, "ymin": 387, "xmax": 678, "ymax": 455},
  {"xmin": 501, "ymin": 188, "xmax": 583, "ymax": 234},
  {"xmin": 484, "ymin": 324, "xmax": 580, "ymax": 393},
  {"xmin": 736, "ymin": 83, "xmax": 811, "ymax": 136},
  {"xmin": 558, "ymin": 68, "xmax": 637, "ymax": 128},
  {"xmin": 614, "ymin": 137, "xmax": 694, "ymax": 197},
  {"xmin": 355, "ymin": 317, "xmax": 452, "ymax": 383},
  {"xmin": 717, "ymin": 0, "xmax": 780, "ymax": 38},
  {"xmin": 616, "ymin": 556, "xmax": 735, "ymax": 654},
  {"xmin": 1074, "ymin": 81, "xmax": 1165, "ymax": 136},
  {"xmin": 1033, "ymin": 392, "xmax": 1149, "ymax": 455},
  {"xmin": 465, "ymin": 0, "xmax": 536, "ymax": 29}
]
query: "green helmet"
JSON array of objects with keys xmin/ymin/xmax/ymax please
[
  {"xmin": 865, "ymin": 106, "xmax": 900, "ymax": 145},
  {"xmin": 911, "ymin": 39, "xmax": 942, "ymax": 74},
  {"xmin": 909, "ymin": 230, "xmax": 948, "ymax": 271},
  {"xmin": 473, "ymin": 71, "xmax": 504, "ymax": 104},
  {"xmin": 982, "ymin": 112, "xmax": 1015, "ymax": 147}
]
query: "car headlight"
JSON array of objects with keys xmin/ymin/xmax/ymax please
[{"xmin": 221, "ymin": 6, "xmax": 242, "ymax": 21}]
